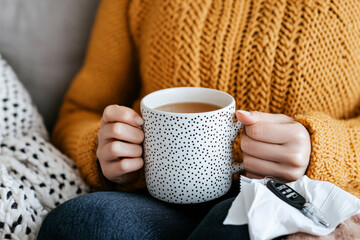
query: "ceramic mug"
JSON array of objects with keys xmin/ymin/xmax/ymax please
[{"xmin": 140, "ymin": 87, "xmax": 244, "ymax": 204}]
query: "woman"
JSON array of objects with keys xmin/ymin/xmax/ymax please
[{"xmin": 38, "ymin": 0, "xmax": 360, "ymax": 239}]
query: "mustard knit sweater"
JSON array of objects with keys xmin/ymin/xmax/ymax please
[{"xmin": 53, "ymin": 0, "xmax": 360, "ymax": 197}]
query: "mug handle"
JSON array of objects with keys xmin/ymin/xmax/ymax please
[{"xmin": 231, "ymin": 120, "xmax": 245, "ymax": 174}]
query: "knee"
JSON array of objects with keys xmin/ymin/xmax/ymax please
[{"xmin": 38, "ymin": 192, "xmax": 163, "ymax": 240}]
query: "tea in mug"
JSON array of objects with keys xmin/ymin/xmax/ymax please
[{"xmin": 155, "ymin": 102, "xmax": 221, "ymax": 113}]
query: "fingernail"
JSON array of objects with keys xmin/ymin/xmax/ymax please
[
  {"xmin": 237, "ymin": 110, "xmax": 251, "ymax": 116},
  {"xmin": 135, "ymin": 116, "xmax": 144, "ymax": 125}
]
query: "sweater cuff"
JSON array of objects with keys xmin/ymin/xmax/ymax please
[
  {"xmin": 294, "ymin": 111, "xmax": 344, "ymax": 184},
  {"xmin": 63, "ymin": 120, "xmax": 115, "ymax": 191},
  {"xmin": 77, "ymin": 123, "xmax": 112, "ymax": 191}
]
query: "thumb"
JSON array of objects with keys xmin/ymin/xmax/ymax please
[{"xmin": 236, "ymin": 110, "xmax": 293, "ymax": 126}]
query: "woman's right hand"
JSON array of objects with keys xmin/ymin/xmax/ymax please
[{"xmin": 97, "ymin": 105, "xmax": 145, "ymax": 185}]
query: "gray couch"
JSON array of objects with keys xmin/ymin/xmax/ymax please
[{"xmin": 0, "ymin": 0, "xmax": 100, "ymax": 131}]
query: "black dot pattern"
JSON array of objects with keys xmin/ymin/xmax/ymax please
[
  {"xmin": 0, "ymin": 55, "xmax": 89, "ymax": 239},
  {"xmin": 141, "ymin": 104, "xmax": 242, "ymax": 204}
]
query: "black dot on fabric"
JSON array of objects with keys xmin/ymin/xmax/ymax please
[
  {"xmin": 26, "ymin": 227, "xmax": 31, "ymax": 235},
  {"xmin": 11, "ymin": 221, "xmax": 19, "ymax": 233},
  {"xmin": 21, "ymin": 176, "xmax": 26, "ymax": 181},
  {"xmin": 20, "ymin": 148, "xmax": 26, "ymax": 153},
  {"xmin": 32, "ymin": 154, "xmax": 38, "ymax": 159},
  {"xmin": 39, "ymin": 183, "xmax": 46, "ymax": 187},
  {"xmin": 5, "ymin": 233, "xmax": 11, "ymax": 239},
  {"xmin": 13, "ymin": 103, "xmax": 18, "ymax": 107},
  {"xmin": 11, "ymin": 202, "xmax": 18, "ymax": 209},
  {"xmin": 31, "ymin": 215, "xmax": 35, "ymax": 222},
  {"xmin": 19, "ymin": 185, "xmax": 24, "ymax": 189},
  {"xmin": 32, "ymin": 136, "xmax": 37, "ymax": 141},
  {"xmin": 60, "ymin": 174, "xmax": 66, "ymax": 180},
  {"xmin": 13, "ymin": 113, "xmax": 17, "ymax": 117},
  {"xmin": 49, "ymin": 189, "xmax": 55, "ymax": 195},
  {"xmin": 44, "ymin": 162, "xmax": 49, "ymax": 167},
  {"xmin": 0, "ymin": 222, "xmax": 4, "ymax": 229},
  {"xmin": 10, "ymin": 146, "xmax": 15, "ymax": 151},
  {"xmin": 6, "ymin": 191, "xmax": 12, "ymax": 199},
  {"xmin": 17, "ymin": 215, "xmax": 22, "ymax": 225},
  {"xmin": 59, "ymin": 183, "xmax": 65, "ymax": 189},
  {"xmin": 50, "ymin": 174, "xmax": 56, "ymax": 179}
]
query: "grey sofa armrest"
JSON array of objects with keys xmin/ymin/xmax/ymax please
[{"xmin": 0, "ymin": 0, "xmax": 100, "ymax": 131}]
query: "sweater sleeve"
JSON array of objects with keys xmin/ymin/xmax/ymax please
[
  {"xmin": 295, "ymin": 111, "xmax": 360, "ymax": 198},
  {"xmin": 52, "ymin": 0, "xmax": 145, "ymax": 192}
]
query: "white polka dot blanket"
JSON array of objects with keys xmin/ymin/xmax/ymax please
[{"xmin": 0, "ymin": 55, "xmax": 89, "ymax": 239}]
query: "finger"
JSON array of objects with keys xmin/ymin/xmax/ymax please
[
  {"xmin": 244, "ymin": 122, "xmax": 298, "ymax": 144},
  {"xmin": 236, "ymin": 110, "xmax": 293, "ymax": 125},
  {"xmin": 101, "ymin": 105, "xmax": 144, "ymax": 127},
  {"xmin": 243, "ymin": 153, "xmax": 303, "ymax": 182},
  {"xmin": 98, "ymin": 141, "xmax": 143, "ymax": 162},
  {"xmin": 243, "ymin": 153, "xmax": 282, "ymax": 177},
  {"xmin": 245, "ymin": 172, "xmax": 264, "ymax": 179},
  {"xmin": 102, "ymin": 158, "xmax": 144, "ymax": 181},
  {"xmin": 100, "ymin": 122, "xmax": 144, "ymax": 144},
  {"xmin": 241, "ymin": 134, "xmax": 288, "ymax": 163},
  {"xmin": 109, "ymin": 171, "xmax": 140, "ymax": 185}
]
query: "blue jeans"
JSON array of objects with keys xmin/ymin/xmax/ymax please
[{"xmin": 37, "ymin": 190, "xmax": 249, "ymax": 240}]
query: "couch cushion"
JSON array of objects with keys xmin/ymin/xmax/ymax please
[{"xmin": 0, "ymin": 0, "xmax": 100, "ymax": 131}]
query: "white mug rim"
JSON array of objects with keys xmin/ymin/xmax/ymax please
[{"xmin": 140, "ymin": 87, "xmax": 235, "ymax": 116}]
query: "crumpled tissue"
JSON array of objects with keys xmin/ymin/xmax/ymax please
[{"xmin": 223, "ymin": 176, "xmax": 360, "ymax": 240}]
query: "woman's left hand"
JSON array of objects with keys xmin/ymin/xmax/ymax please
[{"xmin": 236, "ymin": 110, "xmax": 311, "ymax": 182}]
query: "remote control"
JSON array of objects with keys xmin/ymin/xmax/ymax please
[
  {"xmin": 266, "ymin": 178, "xmax": 306, "ymax": 210},
  {"xmin": 265, "ymin": 177, "xmax": 329, "ymax": 227}
]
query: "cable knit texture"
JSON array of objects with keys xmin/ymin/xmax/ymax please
[
  {"xmin": 0, "ymin": 55, "xmax": 89, "ymax": 239},
  {"xmin": 53, "ymin": 0, "xmax": 360, "ymax": 197}
]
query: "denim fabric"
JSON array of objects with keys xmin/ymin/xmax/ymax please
[{"xmin": 38, "ymin": 190, "xmax": 249, "ymax": 240}]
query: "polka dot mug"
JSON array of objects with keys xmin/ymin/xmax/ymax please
[{"xmin": 141, "ymin": 87, "xmax": 244, "ymax": 204}]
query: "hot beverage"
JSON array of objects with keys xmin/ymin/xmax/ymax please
[{"xmin": 155, "ymin": 102, "xmax": 221, "ymax": 113}]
